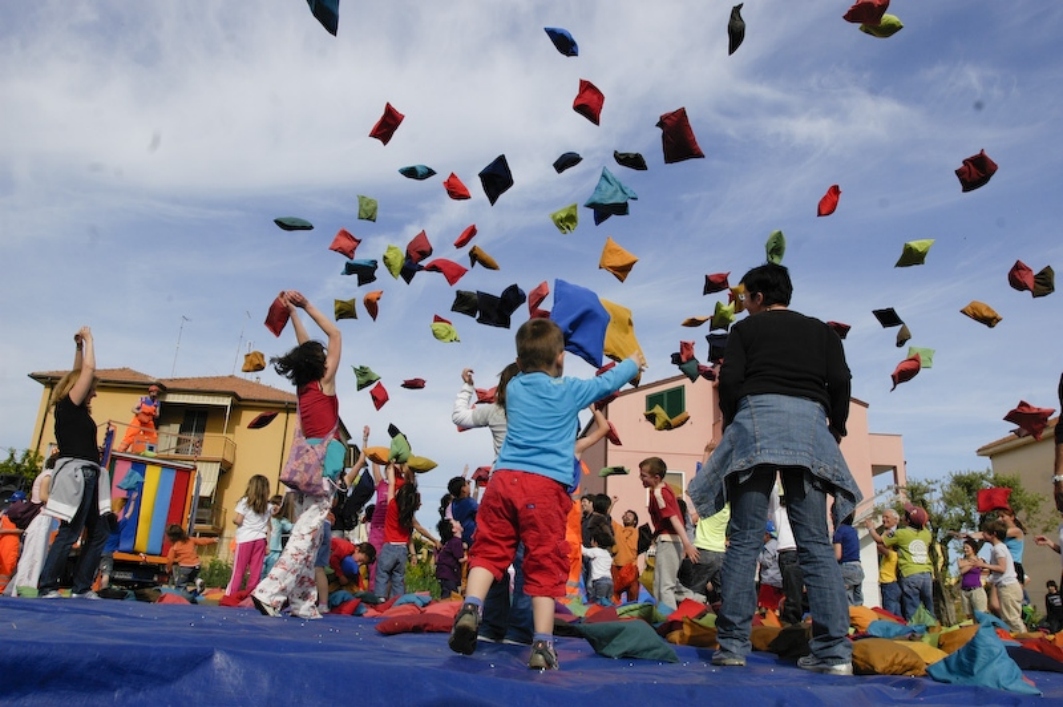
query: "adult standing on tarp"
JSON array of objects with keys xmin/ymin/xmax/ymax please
[
  {"xmin": 253, "ymin": 291, "xmax": 343, "ymax": 620},
  {"xmin": 5, "ymin": 454, "xmax": 57, "ymax": 596},
  {"xmin": 38, "ymin": 327, "xmax": 113, "ymax": 599},
  {"xmin": 688, "ymin": 263, "xmax": 860, "ymax": 676}
]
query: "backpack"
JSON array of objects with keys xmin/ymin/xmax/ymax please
[
  {"xmin": 5, "ymin": 500, "xmax": 42, "ymax": 530},
  {"xmin": 333, "ymin": 468, "xmax": 375, "ymax": 532}
]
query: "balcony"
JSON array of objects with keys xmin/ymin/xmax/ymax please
[{"xmin": 155, "ymin": 432, "xmax": 237, "ymax": 470}]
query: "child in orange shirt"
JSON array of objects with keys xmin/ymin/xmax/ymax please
[{"xmin": 166, "ymin": 524, "xmax": 217, "ymax": 589}]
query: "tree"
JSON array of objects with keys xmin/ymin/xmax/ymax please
[
  {"xmin": 895, "ymin": 469, "xmax": 1050, "ymax": 626},
  {"xmin": 0, "ymin": 447, "xmax": 45, "ymax": 487}
]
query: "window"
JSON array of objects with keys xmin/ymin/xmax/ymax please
[
  {"xmin": 646, "ymin": 385, "xmax": 685, "ymax": 419},
  {"xmin": 177, "ymin": 409, "xmax": 208, "ymax": 455}
]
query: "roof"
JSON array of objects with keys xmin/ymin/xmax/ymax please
[
  {"xmin": 976, "ymin": 417, "xmax": 1059, "ymax": 457},
  {"xmin": 29, "ymin": 368, "xmax": 296, "ymax": 405}
]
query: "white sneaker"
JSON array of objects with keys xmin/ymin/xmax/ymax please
[
  {"xmin": 39, "ymin": 590, "xmax": 63, "ymax": 599},
  {"xmin": 797, "ymin": 655, "xmax": 853, "ymax": 675},
  {"xmin": 72, "ymin": 590, "xmax": 101, "ymax": 600}
]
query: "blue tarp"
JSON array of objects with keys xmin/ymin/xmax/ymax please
[{"xmin": 2, "ymin": 597, "xmax": 1061, "ymax": 706}]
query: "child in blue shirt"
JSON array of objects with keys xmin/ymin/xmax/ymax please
[{"xmin": 448, "ymin": 318, "xmax": 643, "ymax": 669}]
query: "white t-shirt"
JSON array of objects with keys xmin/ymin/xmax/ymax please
[
  {"xmin": 582, "ymin": 546, "xmax": 613, "ymax": 582},
  {"xmin": 234, "ymin": 497, "xmax": 271, "ymax": 543},
  {"xmin": 988, "ymin": 542, "xmax": 1018, "ymax": 587}
]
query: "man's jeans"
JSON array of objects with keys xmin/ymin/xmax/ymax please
[
  {"xmin": 899, "ymin": 571, "xmax": 935, "ymax": 620},
  {"xmin": 777, "ymin": 549, "xmax": 805, "ymax": 624},
  {"xmin": 716, "ymin": 468, "xmax": 851, "ymax": 664},
  {"xmin": 879, "ymin": 581, "xmax": 902, "ymax": 617},
  {"xmin": 481, "ymin": 543, "xmax": 533, "ymax": 644}
]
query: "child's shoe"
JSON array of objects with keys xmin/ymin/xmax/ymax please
[
  {"xmin": 448, "ymin": 602, "xmax": 481, "ymax": 655},
  {"xmin": 527, "ymin": 639, "xmax": 559, "ymax": 670}
]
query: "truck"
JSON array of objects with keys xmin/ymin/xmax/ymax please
[{"xmin": 106, "ymin": 450, "xmax": 199, "ymax": 586}]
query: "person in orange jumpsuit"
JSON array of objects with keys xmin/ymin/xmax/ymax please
[{"xmin": 119, "ymin": 385, "xmax": 161, "ymax": 453}]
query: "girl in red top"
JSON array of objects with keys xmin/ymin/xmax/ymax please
[
  {"xmin": 375, "ymin": 463, "xmax": 439, "ymax": 599},
  {"xmin": 252, "ymin": 291, "xmax": 342, "ymax": 620}
]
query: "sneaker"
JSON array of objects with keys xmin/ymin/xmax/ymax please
[
  {"xmin": 527, "ymin": 640, "xmax": 559, "ymax": 670},
  {"xmin": 72, "ymin": 590, "xmax": 101, "ymax": 600},
  {"xmin": 448, "ymin": 603, "xmax": 481, "ymax": 656},
  {"xmin": 711, "ymin": 652, "xmax": 747, "ymax": 667},
  {"xmin": 317, "ymin": 604, "xmax": 330, "ymax": 615},
  {"xmin": 39, "ymin": 590, "xmax": 62, "ymax": 599},
  {"xmin": 797, "ymin": 655, "xmax": 853, "ymax": 675},
  {"xmin": 194, "ymin": 578, "xmax": 205, "ymax": 594},
  {"xmin": 251, "ymin": 594, "xmax": 280, "ymax": 618}
]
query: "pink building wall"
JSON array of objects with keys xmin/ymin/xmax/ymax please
[{"xmin": 584, "ymin": 373, "xmax": 907, "ymax": 604}]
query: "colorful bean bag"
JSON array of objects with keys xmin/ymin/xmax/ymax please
[
  {"xmin": 580, "ymin": 620, "xmax": 679, "ymax": 662},
  {"xmin": 852, "ymin": 638, "xmax": 927, "ymax": 676},
  {"xmin": 926, "ymin": 626, "xmax": 1041, "ymax": 695}
]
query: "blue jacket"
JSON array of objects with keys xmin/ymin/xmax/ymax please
[{"xmin": 495, "ymin": 359, "xmax": 638, "ymax": 485}]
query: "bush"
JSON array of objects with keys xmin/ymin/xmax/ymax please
[
  {"xmin": 200, "ymin": 558, "xmax": 232, "ymax": 588},
  {"xmin": 404, "ymin": 555, "xmax": 441, "ymax": 599}
]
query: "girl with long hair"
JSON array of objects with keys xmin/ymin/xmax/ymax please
[
  {"xmin": 252, "ymin": 291, "xmax": 343, "ymax": 619},
  {"xmin": 225, "ymin": 474, "xmax": 271, "ymax": 596},
  {"xmin": 38, "ymin": 327, "xmax": 112, "ymax": 599}
]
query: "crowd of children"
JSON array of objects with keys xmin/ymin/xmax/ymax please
[{"xmin": 6, "ymin": 306, "xmax": 1062, "ymax": 680}]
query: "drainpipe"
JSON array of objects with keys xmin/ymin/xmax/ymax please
[{"xmin": 274, "ymin": 402, "xmax": 291, "ymax": 493}]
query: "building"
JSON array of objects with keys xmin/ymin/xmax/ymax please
[
  {"xmin": 976, "ymin": 417, "xmax": 1061, "ymax": 597},
  {"xmin": 579, "ymin": 373, "xmax": 907, "ymax": 605},
  {"xmin": 27, "ymin": 367, "xmax": 353, "ymax": 559}
]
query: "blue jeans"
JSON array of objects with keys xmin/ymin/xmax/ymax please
[
  {"xmin": 481, "ymin": 543, "xmax": 533, "ymax": 643},
  {"xmin": 716, "ymin": 467, "xmax": 851, "ymax": 664},
  {"xmin": 840, "ymin": 561, "xmax": 864, "ymax": 606},
  {"xmin": 899, "ymin": 571, "xmax": 935, "ymax": 620},
  {"xmin": 777, "ymin": 549, "xmax": 805, "ymax": 624},
  {"xmin": 38, "ymin": 465, "xmax": 111, "ymax": 595},
  {"xmin": 591, "ymin": 578, "xmax": 614, "ymax": 605},
  {"xmin": 879, "ymin": 581, "xmax": 901, "ymax": 617},
  {"xmin": 374, "ymin": 543, "xmax": 407, "ymax": 598}
]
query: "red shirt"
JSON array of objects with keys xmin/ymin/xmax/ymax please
[
  {"xmin": 648, "ymin": 482, "xmax": 680, "ymax": 540},
  {"xmin": 297, "ymin": 380, "xmax": 339, "ymax": 439},
  {"xmin": 383, "ymin": 475, "xmax": 411, "ymax": 544}
]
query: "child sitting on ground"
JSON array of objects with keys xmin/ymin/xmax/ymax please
[
  {"xmin": 166, "ymin": 524, "xmax": 217, "ymax": 589},
  {"xmin": 436, "ymin": 518, "xmax": 467, "ymax": 598},
  {"xmin": 582, "ymin": 526, "xmax": 615, "ymax": 606},
  {"xmin": 448, "ymin": 318, "xmax": 643, "ymax": 670}
]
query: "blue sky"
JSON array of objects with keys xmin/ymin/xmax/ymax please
[{"xmin": 2, "ymin": 1, "xmax": 1061, "ymax": 511}]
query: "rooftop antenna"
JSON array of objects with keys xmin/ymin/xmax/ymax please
[
  {"xmin": 171, "ymin": 315, "xmax": 190, "ymax": 377},
  {"xmin": 232, "ymin": 310, "xmax": 252, "ymax": 375}
]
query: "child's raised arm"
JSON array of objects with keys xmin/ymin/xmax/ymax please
[
  {"xmin": 344, "ymin": 426, "xmax": 371, "ymax": 486},
  {"xmin": 575, "ymin": 407, "xmax": 611, "ymax": 459}
]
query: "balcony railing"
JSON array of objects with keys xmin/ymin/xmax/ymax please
[{"xmin": 156, "ymin": 432, "xmax": 236, "ymax": 467}]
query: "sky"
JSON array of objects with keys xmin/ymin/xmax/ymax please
[{"xmin": 1, "ymin": 1, "xmax": 1062, "ymax": 514}]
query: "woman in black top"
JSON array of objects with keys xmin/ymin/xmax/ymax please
[
  {"xmin": 38, "ymin": 327, "xmax": 112, "ymax": 599},
  {"xmin": 689, "ymin": 264, "xmax": 860, "ymax": 674}
]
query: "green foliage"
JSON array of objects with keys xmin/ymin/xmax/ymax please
[
  {"xmin": 0, "ymin": 448, "xmax": 45, "ymax": 485},
  {"xmin": 900, "ymin": 468, "xmax": 1051, "ymax": 544},
  {"xmin": 404, "ymin": 555, "xmax": 441, "ymax": 599},
  {"xmin": 993, "ymin": 472, "xmax": 1053, "ymax": 534},
  {"xmin": 200, "ymin": 558, "xmax": 232, "ymax": 588}
]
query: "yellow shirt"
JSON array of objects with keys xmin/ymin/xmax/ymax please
[{"xmin": 878, "ymin": 547, "xmax": 899, "ymax": 584}]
